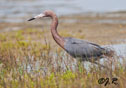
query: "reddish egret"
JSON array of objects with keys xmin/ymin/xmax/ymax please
[{"xmin": 28, "ymin": 10, "xmax": 114, "ymax": 62}]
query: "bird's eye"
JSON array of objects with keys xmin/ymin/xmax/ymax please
[{"xmin": 72, "ymin": 42, "xmax": 77, "ymax": 44}]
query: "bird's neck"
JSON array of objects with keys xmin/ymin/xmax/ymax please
[{"xmin": 50, "ymin": 15, "xmax": 65, "ymax": 49}]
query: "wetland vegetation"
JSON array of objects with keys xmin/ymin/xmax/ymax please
[{"xmin": 0, "ymin": 14, "xmax": 126, "ymax": 88}]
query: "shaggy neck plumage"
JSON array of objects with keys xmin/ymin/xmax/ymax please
[{"xmin": 50, "ymin": 13, "xmax": 65, "ymax": 49}]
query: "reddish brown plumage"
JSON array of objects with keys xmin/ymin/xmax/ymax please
[
  {"xmin": 28, "ymin": 10, "xmax": 114, "ymax": 62},
  {"xmin": 48, "ymin": 11, "xmax": 65, "ymax": 49},
  {"xmin": 28, "ymin": 10, "xmax": 65, "ymax": 49}
]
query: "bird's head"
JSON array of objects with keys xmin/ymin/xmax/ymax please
[{"xmin": 28, "ymin": 10, "xmax": 55, "ymax": 21}]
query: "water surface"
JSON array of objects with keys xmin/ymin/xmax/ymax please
[{"xmin": 1, "ymin": 0, "xmax": 126, "ymax": 22}]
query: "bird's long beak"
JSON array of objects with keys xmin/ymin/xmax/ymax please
[
  {"xmin": 28, "ymin": 13, "xmax": 45, "ymax": 21},
  {"xmin": 28, "ymin": 18, "xmax": 35, "ymax": 21}
]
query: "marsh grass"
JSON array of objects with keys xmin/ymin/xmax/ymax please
[{"xmin": 0, "ymin": 29, "xmax": 126, "ymax": 88}]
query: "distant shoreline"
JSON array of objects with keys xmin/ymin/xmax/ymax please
[
  {"xmin": 1, "ymin": 10, "xmax": 126, "ymax": 23},
  {"xmin": 0, "ymin": 12, "xmax": 126, "ymax": 45}
]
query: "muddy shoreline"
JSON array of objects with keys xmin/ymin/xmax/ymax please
[{"xmin": 0, "ymin": 12, "xmax": 126, "ymax": 45}]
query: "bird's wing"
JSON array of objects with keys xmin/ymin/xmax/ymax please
[
  {"xmin": 65, "ymin": 37, "xmax": 103, "ymax": 48},
  {"xmin": 64, "ymin": 37, "xmax": 105, "ymax": 60}
]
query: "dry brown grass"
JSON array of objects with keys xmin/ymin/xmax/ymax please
[{"xmin": 0, "ymin": 13, "xmax": 126, "ymax": 88}]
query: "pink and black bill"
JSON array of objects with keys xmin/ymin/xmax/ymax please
[{"xmin": 28, "ymin": 18, "xmax": 35, "ymax": 21}]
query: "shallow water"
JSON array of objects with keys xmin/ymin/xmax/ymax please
[
  {"xmin": 76, "ymin": 43, "xmax": 126, "ymax": 71},
  {"xmin": 1, "ymin": 0, "xmax": 126, "ymax": 22},
  {"xmin": 84, "ymin": 44, "xmax": 126, "ymax": 71},
  {"xmin": 25, "ymin": 43, "xmax": 126, "ymax": 72},
  {"xmin": 109, "ymin": 44, "xmax": 126, "ymax": 57}
]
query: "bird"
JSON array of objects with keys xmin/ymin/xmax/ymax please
[{"xmin": 28, "ymin": 10, "xmax": 114, "ymax": 63}]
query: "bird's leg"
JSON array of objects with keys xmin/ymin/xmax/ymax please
[
  {"xmin": 104, "ymin": 54, "xmax": 118, "ymax": 78},
  {"xmin": 88, "ymin": 58, "xmax": 110, "ymax": 70},
  {"xmin": 107, "ymin": 56, "xmax": 115, "ymax": 79},
  {"xmin": 93, "ymin": 61, "xmax": 110, "ymax": 70}
]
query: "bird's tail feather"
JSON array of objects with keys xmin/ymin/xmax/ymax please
[{"xmin": 103, "ymin": 48, "xmax": 115, "ymax": 57}]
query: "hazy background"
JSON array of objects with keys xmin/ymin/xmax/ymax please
[
  {"xmin": 0, "ymin": 1, "xmax": 126, "ymax": 87},
  {"xmin": 1, "ymin": 0, "xmax": 126, "ymax": 22}
]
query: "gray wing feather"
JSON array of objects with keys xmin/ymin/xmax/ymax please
[{"xmin": 64, "ymin": 37, "xmax": 105, "ymax": 61}]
